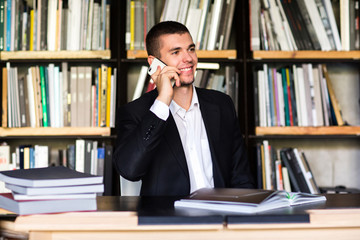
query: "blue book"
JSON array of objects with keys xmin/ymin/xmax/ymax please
[
  {"xmin": 97, "ymin": 147, "xmax": 105, "ymax": 176},
  {"xmin": 67, "ymin": 144, "xmax": 75, "ymax": 170},
  {"xmin": 267, "ymin": 67, "xmax": 275, "ymax": 126},
  {"xmin": 5, "ymin": 0, "xmax": 11, "ymax": 51},
  {"xmin": 29, "ymin": 147, "xmax": 35, "ymax": 169}
]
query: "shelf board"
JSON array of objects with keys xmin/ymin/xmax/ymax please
[
  {"xmin": 0, "ymin": 127, "xmax": 111, "ymax": 137},
  {"xmin": 252, "ymin": 51, "xmax": 360, "ymax": 60},
  {"xmin": 0, "ymin": 50, "xmax": 111, "ymax": 60},
  {"xmin": 127, "ymin": 50, "xmax": 237, "ymax": 59},
  {"xmin": 255, "ymin": 126, "xmax": 360, "ymax": 136}
]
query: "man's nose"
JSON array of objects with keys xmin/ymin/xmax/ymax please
[{"xmin": 182, "ymin": 51, "xmax": 193, "ymax": 62}]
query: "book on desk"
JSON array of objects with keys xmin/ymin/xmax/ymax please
[
  {"xmin": 0, "ymin": 166, "xmax": 103, "ymax": 215},
  {"xmin": 174, "ymin": 188, "xmax": 326, "ymax": 214}
]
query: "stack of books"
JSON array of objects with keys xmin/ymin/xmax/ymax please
[{"xmin": 0, "ymin": 166, "xmax": 104, "ymax": 215}]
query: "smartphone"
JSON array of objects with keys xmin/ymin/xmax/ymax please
[{"xmin": 148, "ymin": 58, "xmax": 166, "ymax": 76}]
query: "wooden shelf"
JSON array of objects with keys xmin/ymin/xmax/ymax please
[
  {"xmin": 255, "ymin": 126, "xmax": 360, "ymax": 136},
  {"xmin": 0, "ymin": 127, "xmax": 111, "ymax": 137},
  {"xmin": 127, "ymin": 50, "xmax": 237, "ymax": 59},
  {"xmin": 252, "ymin": 51, "xmax": 360, "ymax": 60},
  {"xmin": 0, "ymin": 50, "xmax": 111, "ymax": 60}
]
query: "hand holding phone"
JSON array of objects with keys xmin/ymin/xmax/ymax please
[{"xmin": 148, "ymin": 58, "xmax": 166, "ymax": 76}]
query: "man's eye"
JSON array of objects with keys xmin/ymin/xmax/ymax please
[
  {"xmin": 171, "ymin": 51, "xmax": 179, "ymax": 55},
  {"xmin": 189, "ymin": 48, "xmax": 195, "ymax": 52}
]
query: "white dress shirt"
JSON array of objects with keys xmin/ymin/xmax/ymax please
[{"xmin": 150, "ymin": 87, "xmax": 214, "ymax": 193}]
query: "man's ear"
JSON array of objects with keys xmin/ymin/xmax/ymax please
[{"xmin": 147, "ymin": 55, "xmax": 155, "ymax": 66}]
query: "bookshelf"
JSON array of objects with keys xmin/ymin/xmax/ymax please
[
  {"xmin": 244, "ymin": 0, "xmax": 360, "ymax": 191},
  {"xmin": 0, "ymin": 1, "xmax": 120, "ymax": 196}
]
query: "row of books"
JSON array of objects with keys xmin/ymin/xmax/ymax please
[
  {"xmin": 0, "ymin": 0, "xmax": 110, "ymax": 51},
  {"xmin": 2, "ymin": 63, "xmax": 117, "ymax": 128},
  {"xmin": 0, "ymin": 140, "xmax": 111, "ymax": 173},
  {"xmin": 0, "ymin": 166, "xmax": 103, "ymax": 215},
  {"xmin": 254, "ymin": 63, "xmax": 344, "ymax": 127},
  {"xmin": 250, "ymin": 0, "xmax": 360, "ymax": 51},
  {"xmin": 0, "ymin": 141, "xmax": 112, "ymax": 192},
  {"xmin": 132, "ymin": 64, "xmax": 239, "ymax": 112},
  {"xmin": 256, "ymin": 141, "xmax": 320, "ymax": 194},
  {"xmin": 126, "ymin": 0, "xmax": 236, "ymax": 51}
]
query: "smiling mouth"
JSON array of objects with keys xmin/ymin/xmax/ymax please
[{"xmin": 180, "ymin": 67, "xmax": 192, "ymax": 72}]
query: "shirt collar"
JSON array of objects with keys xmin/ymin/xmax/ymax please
[{"xmin": 170, "ymin": 85, "xmax": 199, "ymax": 117}]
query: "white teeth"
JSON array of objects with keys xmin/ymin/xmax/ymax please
[{"xmin": 180, "ymin": 67, "xmax": 192, "ymax": 71}]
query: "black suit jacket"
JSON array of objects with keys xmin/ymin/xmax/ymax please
[{"xmin": 113, "ymin": 87, "xmax": 254, "ymax": 196}]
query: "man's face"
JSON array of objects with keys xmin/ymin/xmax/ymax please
[{"xmin": 158, "ymin": 33, "xmax": 198, "ymax": 86}]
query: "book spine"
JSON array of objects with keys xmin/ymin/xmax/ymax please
[
  {"xmin": 39, "ymin": 66, "xmax": 48, "ymax": 127},
  {"xmin": 0, "ymin": 0, "xmax": 5, "ymax": 51}
]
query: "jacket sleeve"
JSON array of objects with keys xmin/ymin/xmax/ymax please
[{"xmin": 113, "ymin": 98, "xmax": 168, "ymax": 181}]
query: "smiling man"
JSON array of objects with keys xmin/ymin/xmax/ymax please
[{"xmin": 113, "ymin": 21, "xmax": 254, "ymax": 196}]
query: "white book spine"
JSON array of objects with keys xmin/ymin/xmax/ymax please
[
  {"xmin": 276, "ymin": 71, "xmax": 285, "ymax": 126},
  {"xmin": 47, "ymin": 0, "xmax": 57, "ymax": 51},
  {"xmin": 48, "ymin": 64, "xmax": 55, "ymax": 127},
  {"xmin": 196, "ymin": 0, "xmax": 210, "ymax": 49},
  {"xmin": 292, "ymin": 65, "xmax": 302, "ymax": 126},
  {"xmin": 54, "ymin": 66, "xmax": 61, "ymax": 127},
  {"xmin": 296, "ymin": 67, "xmax": 308, "ymax": 126},
  {"xmin": 263, "ymin": 64, "xmax": 271, "ymax": 127},
  {"xmin": 206, "ymin": 0, "xmax": 223, "ymax": 50},
  {"xmin": 268, "ymin": 0, "xmax": 290, "ymax": 50},
  {"xmin": 258, "ymin": 70, "xmax": 266, "ymax": 127},
  {"xmin": 263, "ymin": 140, "xmax": 272, "ymax": 190},
  {"xmin": 293, "ymin": 148, "xmax": 316, "ymax": 194},
  {"xmin": 340, "ymin": 0, "xmax": 350, "ymax": 50},
  {"xmin": 26, "ymin": 69, "xmax": 36, "ymax": 128},
  {"xmin": 34, "ymin": 145, "xmax": 49, "ymax": 168},
  {"xmin": 75, "ymin": 139, "xmax": 85, "ymax": 173},
  {"xmin": 303, "ymin": 0, "xmax": 332, "ymax": 50},
  {"xmin": 132, "ymin": 66, "xmax": 149, "ymax": 101},
  {"xmin": 323, "ymin": 0, "xmax": 342, "ymax": 50},
  {"xmin": 13, "ymin": 67, "xmax": 20, "ymax": 127}
]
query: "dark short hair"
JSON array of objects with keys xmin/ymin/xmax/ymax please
[{"xmin": 146, "ymin": 21, "xmax": 191, "ymax": 57}]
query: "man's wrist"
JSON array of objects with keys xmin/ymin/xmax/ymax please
[{"xmin": 150, "ymin": 99, "xmax": 170, "ymax": 121}]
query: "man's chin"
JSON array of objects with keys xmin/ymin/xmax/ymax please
[{"xmin": 178, "ymin": 78, "xmax": 194, "ymax": 87}]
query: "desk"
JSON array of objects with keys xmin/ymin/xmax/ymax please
[{"xmin": 1, "ymin": 194, "xmax": 360, "ymax": 240}]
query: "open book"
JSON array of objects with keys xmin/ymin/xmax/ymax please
[{"xmin": 174, "ymin": 188, "xmax": 326, "ymax": 214}]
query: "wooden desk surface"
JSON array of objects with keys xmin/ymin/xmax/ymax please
[{"xmin": 1, "ymin": 194, "xmax": 360, "ymax": 240}]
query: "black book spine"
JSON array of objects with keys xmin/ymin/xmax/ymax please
[
  {"xmin": 280, "ymin": 148, "xmax": 300, "ymax": 192},
  {"xmin": 255, "ymin": 143, "xmax": 263, "ymax": 189},
  {"xmin": 287, "ymin": 148, "xmax": 311, "ymax": 193},
  {"xmin": 280, "ymin": 0, "xmax": 306, "ymax": 50},
  {"xmin": 104, "ymin": 145, "xmax": 114, "ymax": 196}
]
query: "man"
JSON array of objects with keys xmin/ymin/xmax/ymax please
[{"xmin": 113, "ymin": 21, "xmax": 254, "ymax": 196}]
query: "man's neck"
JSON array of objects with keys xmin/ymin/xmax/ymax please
[{"xmin": 173, "ymin": 84, "xmax": 193, "ymax": 111}]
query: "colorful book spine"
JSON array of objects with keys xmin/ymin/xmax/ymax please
[
  {"xmin": 130, "ymin": 0, "xmax": 135, "ymax": 50},
  {"xmin": 5, "ymin": 0, "xmax": 11, "ymax": 51},
  {"xmin": 106, "ymin": 67, "xmax": 111, "ymax": 127},
  {"xmin": 285, "ymin": 68, "xmax": 294, "ymax": 126},
  {"xmin": 39, "ymin": 66, "xmax": 48, "ymax": 127},
  {"xmin": 29, "ymin": 9, "xmax": 34, "ymax": 51},
  {"xmin": 99, "ymin": 65, "xmax": 107, "ymax": 127},
  {"xmin": 281, "ymin": 68, "xmax": 290, "ymax": 126}
]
